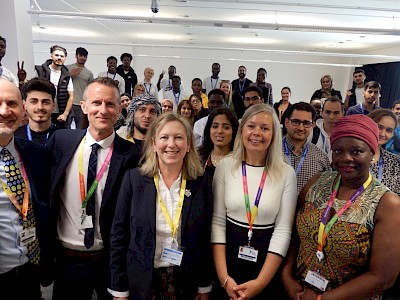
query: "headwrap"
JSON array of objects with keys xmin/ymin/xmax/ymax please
[
  {"xmin": 330, "ymin": 114, "xmax": 379, "ymax": 154},
  {"xmin": 127, "ymin": 94, "xmax": 162, "ymax": 117}
]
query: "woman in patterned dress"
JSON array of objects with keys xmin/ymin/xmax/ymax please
[{"xmin": 282, "ymin": 114, "xmax": 400, "ymax": 300}]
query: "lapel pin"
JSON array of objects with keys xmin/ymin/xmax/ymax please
[{"xmin": 185, "ymin": 189, "xmax": 191, "ymax": 197}]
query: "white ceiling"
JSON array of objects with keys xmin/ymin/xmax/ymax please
[{"xmin": 29, "ymin": 0, "xmax": 400, "ymax": 55}]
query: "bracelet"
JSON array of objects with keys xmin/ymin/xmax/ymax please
[
  {"xmin": 317, "ymin": 295, "xmax": 322, "ymax": 300},
  {"xmin": 221, "ymin": 276, "xmax": 229, "ymax": 288}
]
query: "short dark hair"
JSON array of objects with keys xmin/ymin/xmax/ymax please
[
  {"xmin": 208, "ymin": 89, "xmax": 225, "ymax": 99},
  {"xmin": 21, "ymin": 77, "xmax": 56, "ymax": 101},
  {"xmin": 192, "ymin": 78, "xmax": 202, "ymax": 84},
  {"xmin": 243, "ymin": 85, "xmax": 263, "ymax": 98},
  {"xmin": 172, "ymin": 75, "xmax": 181, "ymax": 81},
  {"xmin": 257, "ymin": 67, "xmax": 267, "ymax": 75},
  {"xmin": 364, "ymin": 81, "xmax": 381, "ymax": 91},
  {"xmin": 50, "ymin": 45, "xmax": 67, "ymax": 56},
  {"xmin": 120, "ymin": 53, "xmax": 132, "ymax": 61},
  {"xmin": 392, "ymin": 99, "xmax": 400, "ymax": 108},
  {"xmin": 238, "ymin": 65, "xmax": 246, "ymax": 70},
  {"xmin": 212, "ymin": 62, "xmax": 220, "ymax": 68},
  {"xmin": 353, "ymin": 69, "xmax": 365, "ymax": 75},
  {"xmin": 120, "ymin": 93, "xmax": 132, "ymax": 100},
  {"xmin": 0, "ymin": 36, "xmax": 6, "ymax": 44},
  {"xmin": 281, "ymin": 86, "xmax": 291, "ymax": 94},
  {"xmin": 285, "ymin": 101, "xmax": 316, "ymax": 121},
  {"xmin": 76, "ymin": 47, "xmax": 88, "ymax": 56},
  {"xmin": 322, "ymin": 97, "xmax": 343, "ymax": 112},
  {"xmin": 107, "ymin": 56, "xmax": 118, "ymax": 63},
  {"xmin": 199, "ymin": 108, "xmax": 239, "ymax": 162}
]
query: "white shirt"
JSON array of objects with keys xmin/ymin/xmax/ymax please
[
  {"xmin": 355, "ymin": 87, "xmax": 364, "ymax": 105},
  {"xmin": 0, "ymin": 66, "xmax": 18, "ymax": 86},
  {"xmin": 98, "ymin": 71, "xmax": 125, "ymax": 95},
  {"xmin": 49, "ymin": 66, "xmax": 74, "ymax": 113},
  {"xmin": 202, "ymin": 76, "xmax": 222, "ymax": 95},
  {"xmin": 139, "ymin": 81, "xmax": 159, "ymax": 100},
  {"xmin": 193, "ymin": 116, "xmax": 209, "ymax": 148},
  {"xmin": 307, "ymin": 118, "xmax": 332, "ymax": 162},
  {"xmin": 57, "ymin": 131, "xmax": 115, "ymax": 251},
  {"xmin": 164, "ymin": 89, "xmax": 190, "ymax": 112},
  {"xmin": 0, "ymin": 137, "xmax": 29, "ymax": 273}
]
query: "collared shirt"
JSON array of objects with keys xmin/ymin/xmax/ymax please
[
  {"xmin": 164, "ymin": 89, "xmax": 190, "ymax": 112},
  {"xmin": 346, "ymin": 103, "xmax": 381, "ymax": 116},
  {"xmin": 154, "ymin": 171, "xmax": 183, "ymax": 269},
  {"xmin": 0, "ymin": 137, "xmax": 29, "ymax": 273},
  {"xmin": 283, "ymin": 137, "xmax": 331, "ymax": 194},
  {"xmin": 202, "ymin": 76, "xmax": 222, "ymax": 95},
  {"xmin": 57, "ymin": 131, "xmax": 115, "ymax": 251}
]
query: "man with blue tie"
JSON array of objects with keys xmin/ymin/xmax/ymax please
[
  {"xmin": 0, "ymin": 79, "xmax": 51, "ymax": 299},
  {"xmin": 48, "ymin": 77, "xmax": 139, "ymax": 299}
]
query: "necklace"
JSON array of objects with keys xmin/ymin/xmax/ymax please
[{"xmin": 210, "ymin": 151, "xmax": 225, "ymax": 166}]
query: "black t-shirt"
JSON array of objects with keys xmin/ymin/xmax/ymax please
[{"xmin": 14, "ymin": 124, "xmax": 60, "ymax": 146}]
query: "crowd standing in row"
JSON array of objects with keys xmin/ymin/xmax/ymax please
[{"xmin": 0, "ymin": 37, "xmax": 400, "ymax": 300}]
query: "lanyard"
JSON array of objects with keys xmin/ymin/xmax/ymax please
[
  {"xmin": 371, "ymin": 154, "xmax": 383, "ymax": 181},
  {"xmin": 174, "ymin": 92, "xmax": 181, "ymax": 106},
  {"xmin": 211, "ymin": 77, "xmax": 219, "ymax": 90},
  {"xmin": 320, "ymin": 132, "xmax": 329, "ymax": 154},
  {"xmin": 78, "ymin": 137, "xmax": 114, "ymax": 209},
  {"xmin": 144, "ymin": 83, "xmax": 152, "ymax": 95},
  {"xmin": 239, "ymin": 80, "xmax": 245, "ymax": 94},
  {"xmin": 316, "ymin": 173, "xmax": 372, "ymax": 259},
  {"xmin": 283, "ymin": 137, "xmax": 309, "ymax": 176},
  {"xmin": 26, "ymin": 124, "xmax": 51, "ymax": 146},
  {"xmin": 153, "ymin": 175, "xmax": 186, "ymax": 239},
  {"xmin": 0, "ymin": 152, "xmax": 29, "ymax": 220},
  {"xmin": 360, "ymin": 103, "xmax": 365, "ymax": 115},
  {"xmin": 107, "ymin": 72, "xmax": 116, "ymax": 80},
  {"xmin": 241, "ymin": 161, "xmax": 268, "ymax": 245}
]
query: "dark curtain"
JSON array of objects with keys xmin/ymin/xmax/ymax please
[{"xmin": 362, "ymin": 61, "xmax": 400, "ymax": 109}]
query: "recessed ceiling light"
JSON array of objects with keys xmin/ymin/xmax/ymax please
[{"xmin": 137, "ymin": 33, "xmax": 181, "ymax": 40}]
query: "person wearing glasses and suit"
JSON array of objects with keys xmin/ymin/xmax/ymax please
[{"xmin": 283, "ymin": 102, "xmax": 330, "ymax": 194}]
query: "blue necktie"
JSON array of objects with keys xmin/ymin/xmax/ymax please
[{"xmin": 84, "ymin": 143, "xmax": 100, "ymax": 249}]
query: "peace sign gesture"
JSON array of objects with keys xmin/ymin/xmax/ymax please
[{"xmin": 17, "ymin": 61, "xmax": 27, "ymax": 82}]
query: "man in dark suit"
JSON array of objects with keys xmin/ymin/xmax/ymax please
[
  {"xmin": 0, "ymin": 79, "xmax": 51, "ymax": 299},
  {"xmin": 48, "ymin": 77, "xmax": 139, "ymax": 300}
]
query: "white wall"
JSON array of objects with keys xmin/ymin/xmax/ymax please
[{"xmin": 33, "ymin": 41, "xmax": 357, "ymax": 103}]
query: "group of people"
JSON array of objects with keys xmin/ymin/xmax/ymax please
[{"xmin": 0, "ymin": 37, "xmax": 400, "ymax": 300}]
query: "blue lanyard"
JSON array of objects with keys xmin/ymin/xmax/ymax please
[
  {"xmin": 26, "ymin": 124, "xmax": 51, "ymax": 146},
  {"xmin": 283, "ymin": 137, "xmax": 309, "ymax": 176},
  {"xmin": 239, "ymin": 80, "xmax": 245, "ymax": 94},
  {"xmin": 360, "ymin": 103, "xmax": 365, "ymax": 115},
  {"xmin": 107, "ymin": 72, "xmax": 116, "ymax": 80},
  {"xmin": 174, "ymin": 92, "xmax": 181, "ymax": 106},
  {"xmin": 211, "ymin": 77, "xmax": 219, "ymax": 90},
  {"xmin": 320, "ymin": 132, "xmax": 329, "ymax": 154}
]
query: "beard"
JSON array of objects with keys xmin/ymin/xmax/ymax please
[
  {"xmin": 134, "ymin": 122, "xmax": 148, "ymax": 135},
  {"xmin": 239, "ymin": 72, "xmax": 245, "ymax": 79}
]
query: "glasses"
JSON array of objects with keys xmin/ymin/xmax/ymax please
[
  {"xmin": 191, "ymin": 99, "xmax": 200, "ymax": 104},
  {"xmin": 289, "ymin": 119, "xmax": 313, "ymax": 128},
  {"xmin": 244, "ymin": 96, "xmax": 261, "ymax": 102}
]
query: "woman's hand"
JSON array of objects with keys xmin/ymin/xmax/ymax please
[
  {"xmin": 299, "ymin": 287, "xmax": 318, "ymax": 300},
  {"xmin": 224, "ymin": 276, "xmax": 240, "ymax": 300},
  {"xmin": 194, "ymin": 292, "xmax": 209, "ymax": 300},
  {"xmin": 233, "ymin": 278, "xmax": 265, "ymax": 300}
]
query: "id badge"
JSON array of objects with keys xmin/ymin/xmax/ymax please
[
  {"xmin": 238, "ymin": 245, "xmax": 258, "ymax": 262},
  {"xmin": 20, "ymin": 227, "xmax": 36, "ymax": 246},
  {"xmin": 305, "ymin": 270, "xmax": 329, "ymax": 291},
  {"xmin": 161, "ymin": 245, "xmax": 184, "ymax": 266},
  {"xmin": 74, "ymin": 215, "xmax": 93, "ymax": 230}
]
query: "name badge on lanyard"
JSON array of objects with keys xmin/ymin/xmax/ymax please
[
  {"xmin": 305, "ymin": 270, "xmax": 329, "ymax": 291},
  {"xmin": 154, "ymin": 175, "xmax": 187, "ymax": 266},
  {"xmin": 20, "ymin": 227, "xmax": 36, "ymax": 247},
  {"xmin": 238, "ymin": 162, "xmax": 267, "ymax": 263}
]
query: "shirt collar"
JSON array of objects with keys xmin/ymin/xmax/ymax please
[
  {"xmin": 284, "ymin": 136, "xmax": 309, "ymax": 153},
  {"xmin": 85, "ymin": 130, "xmax": 115, "ymax": 150},
  {"xmin": 0, "ymin": 136, "xmax": 18, "ymax": 159}
]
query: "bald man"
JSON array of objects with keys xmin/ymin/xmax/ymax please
[{"xmin": 0, "ymin": 79, "xmax": 51, "ymax": 299}]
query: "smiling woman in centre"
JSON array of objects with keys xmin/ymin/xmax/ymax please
[
  {"xmin": 211, "ymin": 103, "xmax": 297, "ymax": 299},
  {"xmin": 109, "ymin": 113, "xmax": 213, "ymax": 300}
]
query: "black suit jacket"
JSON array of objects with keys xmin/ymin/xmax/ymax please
[
  {"xmin": 48, "ymin": 129, "xmax": 139, "ymax": 252},
  {"xmin": 110, "ymin": 168, "xmax": 213, "ymax": 299},
  {"xmin": 14, "ymin": 137, "xmax": 51, "ymax": 283}
]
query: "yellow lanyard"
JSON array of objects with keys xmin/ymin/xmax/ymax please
[{"xmin": 153, "ymin": 175, "xmax": 186, "ymax": 239}]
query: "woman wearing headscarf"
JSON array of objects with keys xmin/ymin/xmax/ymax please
[{"xmin": 282, "ymin": 114, "xmax": 400, "ymax": 300}]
